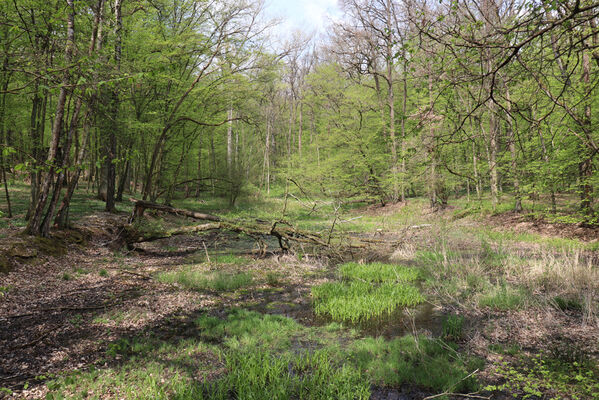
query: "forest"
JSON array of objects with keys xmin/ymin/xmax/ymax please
[{"xmin": 1, "ymin": 0, "xmax": 599, "ymax": 399}]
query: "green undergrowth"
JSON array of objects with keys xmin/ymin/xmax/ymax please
[
  {"xmin": 349, "ymin": 335, "xmax": 482, "ymax": 393},
  {"xmin": 45, "ymin": 310, "xmax": 481, "ymax": 399},
  {"xmin": 486, "ymin": 354, "xmax": 599, "ymax": 400},
  {"xmin": 312, "ymin": 262, "xmax": 424, "ymax": 323},
  {"xmin": 156, "ymin": 268, "xmax": 253, "ymax": 292},
  {"xmin": 219, "ymin": 350, "xmax": 369, "ymax": 399},
  {"xmin": 478, "ymin": 284, "xmax": 529, "ymax": 310},
  {"xmin": 473, "ymin": 227, "xmax": 599, "ymax": 251},
  {"xmin": 339, "ymin": 262, "xmax": 420, "ymax": 282}
]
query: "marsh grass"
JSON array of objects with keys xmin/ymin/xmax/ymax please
[
  {"xmin": 156, "ymin": 268, "xmax": 253, "ymax": 292},
  {"xmin": 312, "ymin": 281, "xmax": 424, "ymax": 323},
  {"xmin": 211, "ymin": 254, "xmax": 250, "ymax": 265},
  {"xmin": 312, "ymin": 261, "xmax": 424, "ymax": 322},
  {"xmin": 46, "ymin": 309, "xmax": 480, "ymax": 399},
  {"xmin": 195, "ymin": 309, "xmax": 303, "ymax": 349},
  {"xmin": 349, "ymin": 335, "xmax": 482, "ymax": 393},
  {"xmin": 442, "ymin": 314, "xmax": 465, "ymax": 341},
  {"xmin": 221, "ymin": 350, "xmax": 369, "ymax": 399}
]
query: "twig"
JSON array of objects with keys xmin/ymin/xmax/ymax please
[
  {"xmin": 422, "ymin": 369, "xmax": 484, "ymax": 400},
  {"xmin": 202, "ymin": 241, "xmax": 211, "ymax": 263},
  {"xmin": 425, "ymin": 394, "xmax": 490, "ymax": 400}
]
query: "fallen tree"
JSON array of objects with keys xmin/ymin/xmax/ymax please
[{"xmin": 123, "ymin": 199, "xmax": 336, "ymax": 252}]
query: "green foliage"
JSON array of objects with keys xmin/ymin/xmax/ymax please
[
  {"xmin": 0, "ymin": 285, "xmax": 12, "ymax": 296},
  {"xmin": 195, "ymin": 309, "xmax": 302, "ymax": 349},
  {"xmin": 485, "ymin": 356, "xmax": 599, "ymax": 400},
  {"xmin": 211, "ymin": 254, "xmax": 250, "ymax": 265},
  {"xmin": 488, "ymin": 343, "xmax": 521, "ymax": 356},
  {"xmin": 156, "ymin": 268, "xmax": 253, "ymax": 292},
  {"xmin": 265, "ymin": 271, "xmax": 282, "ymax": 286},
  {"xmin": 552, "ymin": 296, "xmax": 583, "ymax": 312},
  {"xmin": 416, "ymin": 249, "xmax": 461, "ymax": 265}
]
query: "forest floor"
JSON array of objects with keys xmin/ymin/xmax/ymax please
[{"xmin": 1, "ymin": 188, "xmax": 599, "ymax": 399}]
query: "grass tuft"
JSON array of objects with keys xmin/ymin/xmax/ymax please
[
  {"xmin": 312, "ymin": 281, "xmax": 424, "ymax": 323},
  {"xmin": 478, "ymin": 284, "xmax": 528, "ymax": 310}
]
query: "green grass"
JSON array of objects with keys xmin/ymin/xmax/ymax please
[
  {"xmin": 48, "ymin": 310, "xmax": 370, "ymax": 399},
  {"xmin": 416, "ymin": 249, "xmax": 461, "ymax": 265},
  {"xmin": 472, "ymin": 227, "xmax": 599, "ymax": 251},
  {"xmin": 478, "ymin": 284, "xmax": 529, "ymax": 310},
  {"xmin": 210, "ymin": 254, "xmax": 250, "ymax": 265},
  {"xmin": 195, "ymin": 309, "xmax": 304, "ymax": 349},
  {"xmin": 552, "ymin": 295, "xmax": 583, "ymax": 312},
  {"xmin": 0, "ymin": 285, "xmax": 12, "ymax": 296},
  {"xmin": 156, "ymin": 268, "xmax": 253, "ymax": 292},
  {"xmin": 45, "ymin": 309, "xmax": 482, "ymax": 399},
  {"xmin": 220, "ymin": 350, "xmax": 369, "ymax": 399},
  {"xmin": 442, "ymin": 314, "xmax": 465, "ymax": 341},
  {"xmin": 348, "ymin": 335, "xmax": 482, "ymax": 393},
  {"xmin": 311, "ymin": 281, "xmax": 424, "ymax": 323},
  {"xmin": 312, "ymin": 261, "xmax": 424, "ymax": 322},
  {"xmin": 339, "ymin": 262, "xmax": 420, "ymax": 283},
  {"xmin": 0, "ymin": 182, "xmax": 132, "ymax": 228}
]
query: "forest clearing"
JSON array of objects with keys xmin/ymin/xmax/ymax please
[
  {"xmin": 1, "ymin": 0, "xmax": 599, "ymax": 398},
  {"xmin": 1, "ymin": 186, "xmax": 599, "ymax": 399}
]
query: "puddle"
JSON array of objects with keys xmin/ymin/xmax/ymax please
[
  {"xmin": 250, "ymin": 286, "xmax": 444, "ymax": 339},
  {"xmin": 310, "ymin": 302, "xmax": 444, "ymax": 339}
]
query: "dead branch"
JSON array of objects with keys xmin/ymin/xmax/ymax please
[{"xmin": 125, "ymin": 199, "xmax": 355, "ymax": 251}]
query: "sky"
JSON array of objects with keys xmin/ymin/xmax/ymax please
[{"xmin": 264, "ymin": 0, "xmax": 341, "ymax": 39}]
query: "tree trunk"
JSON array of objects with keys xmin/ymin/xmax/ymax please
[
  {"xmin": 505, "ymin": 87, "xmax": 521, "ymax": 212},
  {"xmin": 195, "ymin": 134, "xmax": 202, "ymax": 198},
  {"xmin": 0, "ymin": 54, "xmax": 12, "ymax": 217},
  {"xmin": 55, "ymin": 110, "xmax": 92, "ymax": 228},
  {"xmin": 25, "ymin": 0, "xmax": 76, "ymax": 236},
  {"xmin": 298, "ymin": 101, "xmax": 302, "ymax": 158},
  {"xmin": 105, "ymin": 0, "xmax": 123, "ymax": 212},
  {"xmin": 579, "ymin": 49, "xmax": 593, "ymax": 215},
  {"xmin": 400, "ymin": 58, "xmax": 407, "ymax": 202},
  {"xmin": 488, "ymin": 107, "xmax": 499, "ymax": 209},
  {"xmin": 227, "ymin": 106, "xmax": 234, "ymax": 179}
]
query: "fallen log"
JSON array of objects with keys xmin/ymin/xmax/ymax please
[
  {"xmin": 124, "ymin": 199, "xmax": 333, "ymax": 251},
  {"xmin": 129, "ymin": 199, "xmax": 221, "ymax": 222}
]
